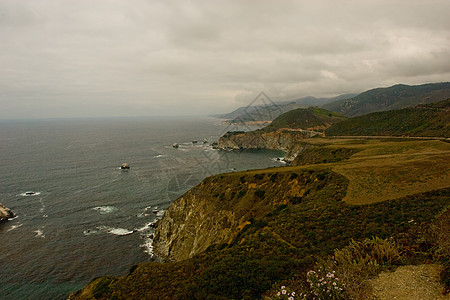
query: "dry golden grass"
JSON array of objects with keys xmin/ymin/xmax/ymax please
[
  {"xmin": 224, "ymin": 139, "xmax": 450, "ymax": 205},
  {"xmin": 332, "ymin": 140, "xmax": 450, "ymax": 204}
]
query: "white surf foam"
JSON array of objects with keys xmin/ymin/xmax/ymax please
[
  {"xmin": 92, "ymin": 206, "xmax": 118, "ymax": 214},
  {"xmin": 34, "ymin": 227, "xmax": 45, "ymax": 238},
  {"xmin": 19, "ymin": 191, "xmax": 41, "ymax": 197},
  {"xmin": 83, "ymin": 229, "xmax": 98, "ymax": 236},
  {"xmin": 135, "ymin": 221, "xmax": 157, "ymax": 232},
  {"xmin": 97, "ymin": 226, "xmax": 134, "ymax": 236},
  {"xmin": 271, "ymin": 157, "xmax": 287, "ymax": 164},
  {"xmin": 140, "ymin": 234, "xmax": 154, "ymax": 255},
  {"xmin": 7, "ymin": 223, "xmax": 23, "ymax": 232}
]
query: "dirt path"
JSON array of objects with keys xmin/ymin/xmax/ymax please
[{"xmin": 370, "ymin": 264, "xmax": 449, "ymax": 300}]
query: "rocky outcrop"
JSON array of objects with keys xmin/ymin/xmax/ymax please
[
  {"xmin": 153, "ymin": 171, "xmax": 312, "ymax": 261},
  {"xmin": 217, "ymin": 130, "xmax": 321, "ymax": 162},
  {"xmin": 0, "ymin": 203, "xmax": 15, "ymax": 222},
  {"xmin": 153, "ymin": 188, "xmax": 240, "ymax": 261}
]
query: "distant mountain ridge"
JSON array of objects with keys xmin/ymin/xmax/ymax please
[
  {"xmin": 322, "ymin": 82, "xmax": 450, "ymax": 117},
  {"xmin": 214, "ymin": 94, "xmax": 356, "ymax": 122}
]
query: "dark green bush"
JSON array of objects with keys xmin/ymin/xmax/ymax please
[{"xmin": 254, "ymin": 189, "xmax": 266, "ymax": 199}]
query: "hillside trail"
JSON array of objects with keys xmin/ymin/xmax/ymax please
[{"xmin": 369, "ymin": 264, "xmax": 449, "ymax": 300}]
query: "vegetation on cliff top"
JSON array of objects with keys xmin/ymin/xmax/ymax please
[
  {"xmin": 325, "ymin": 99, "xmax": 450, "ymax": 137},
  {"xmin": 259, "ymin": 107, "xmax": 346, "ymax": 132},
  {"xmin": 322, "ymin": 82, "xmax": 450, "ymax": 117}
]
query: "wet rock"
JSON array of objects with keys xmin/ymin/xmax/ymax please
[{"xmin": 0, "ymin": 203, "xmax": 15, "ymax": 222}]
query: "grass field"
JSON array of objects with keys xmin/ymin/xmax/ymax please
[{"xmin": 290, "ymin": 138, "xmax": 450, "ymax": 205}]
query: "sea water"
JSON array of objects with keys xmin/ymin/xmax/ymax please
[{"xmin": 0, "ymin": 116, "xmax": 285, "ymax": 299}]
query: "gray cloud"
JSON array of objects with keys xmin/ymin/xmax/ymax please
[{"xmin": 1, "ymin": 0, "xmax": 449, "ymax": 119}]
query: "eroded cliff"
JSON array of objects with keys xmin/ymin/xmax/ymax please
[
  {"xmin": 153, "ymin": 169, "xmax": 323, "ymax": 261},
  {"xmin": 217, "ymin": 130, "xmax": 320, "ymax": 161}
]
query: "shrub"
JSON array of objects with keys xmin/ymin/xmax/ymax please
[
  {"xmin": 290, "ymin": 173, "xmax": 298, "ymax": 180},
  {"xmin": 270, "ymin": 172, "xmax": 279, "ymax": 182},
  {"xmin": 331, "ymin": 237, "xmax": 401, "ymax": 299},
  {"xmin": 92, "ymin": 277, "xmax": 115, "ymax": 299},
  {"xmin": 433, "ymin": 206, "xmax": 450, "ymax": 294},
  {"xmin": 254, "ymin": 189, "xmax": 266, "ymax": 199},
  {"xmin": 317, "ymin": 172, "xmax": 328, "ymax": 180},
  {"xmin": 254, "ymin": 173, "xmax": 264, "ymax": 180}
]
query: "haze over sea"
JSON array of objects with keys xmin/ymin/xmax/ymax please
[{"xmin": 0, "ymin": 116, "xmax": 284, "ymax": 299}]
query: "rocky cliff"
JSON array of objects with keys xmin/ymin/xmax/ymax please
[
  {"xmin": 217, "ymin": 130, "xmax": 321, "ymax": 161},
  {"xmin": 0, "ymin": 203, "xmax": 15, "ymax": 222},
  {"xmin": 153, "ymin": 169, "xmax": 316, "ymax": 261}
]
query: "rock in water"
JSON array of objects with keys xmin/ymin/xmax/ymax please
[{"xmin": 0, "ymin": 203, "xmax": 15, "ymax": 222}]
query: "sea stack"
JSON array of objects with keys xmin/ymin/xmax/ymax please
[
  {"xmin": 121, "ymin": 163, "xmax": 130, "ymax": 170},
  {"xmin": 0, "ymin": 203, "xmax": 15, "ymax": 222},
  {"xmin": 173, "ymin": 143, "xmax": 179, "ymax": 148}
]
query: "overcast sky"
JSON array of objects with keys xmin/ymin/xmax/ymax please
[{"xmin": 1, "ymin": 0, "xmax": 449, "ymax": 119}]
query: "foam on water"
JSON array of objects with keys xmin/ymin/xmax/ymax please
[
  {"xmin": 97, "ymin": 226, "xmax": 134, "ymax": 236},
  {"xmin": 19, "ymin": 191, "xmax": 41, "ymax": 197},
  {"xmin": 136, "ymin": 212, "xmax": 151, "ymax": 218},
  {"xmin": 271, "ymin": 157, "xmax": 287, "ymax": 164},
  {"xmin": 7, "ymin": 223, "xmax": 23, "ymax": 232},
  {"xmin": 92, "ymin": 206, "xmax": 118, "ymax": 214},
  {"xmin": 83, "ymin": 229, "xmax": 98, "ymax": 236},
  {"xmin": 140, "ymin": 234, "xmax": 154, "ymax": 255},
  {"xmin": 34, "ymin": 227, "xmax": 45, "ymax": 238},
  {"xmin": 135, "ymin": 221, "xmax": 156, "ymax": 232}
]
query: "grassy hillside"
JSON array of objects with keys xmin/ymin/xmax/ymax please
[
  {"xmin": 325, "ymin": 99, "xmax": 450, "ymax": 137},
  {"xmin": 71, "ymin": 139, "xmax": 450, "ymax": 299},
  {"xmin": 323, "ymin": 82, "xmax": 450, "ymax": 116},
  {"xmin": 260, "ymin": 107, "xmax": 346, "ymax": 132}
]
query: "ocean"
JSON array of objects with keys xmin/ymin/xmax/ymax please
[{"xmin": 0, "ymin": 116, "xmax": 285, "ymax": 299}]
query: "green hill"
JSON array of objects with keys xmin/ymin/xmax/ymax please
[
  {"xmin": 261, "ymin": 107, "xmax": 346, "ymax": 132},
  {"xmin": 325, "ymin": 99, "xmax": 450, "ymax": 137},
  {"xmin": 322, "ymin": 82, "xmax": 450, "ymax": 117}
]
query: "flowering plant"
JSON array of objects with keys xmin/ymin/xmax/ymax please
[
  {"xmin": 274, "ymin": 285, "xmax": 307, "ymax": 299},
  {"xmin": 306, "ymin": 267, "xmax": 344, "ymax": 299}
]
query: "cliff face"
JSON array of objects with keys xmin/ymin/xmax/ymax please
[
  {"xmin": 0, "ymin": 203, "xmax": 15, "ymax": 222},
  {"xmin": 153, "ymin": 170, "xmax": 314, "ymax": 261},
  {"xmin": 153, "ymin": 186, "xmax": 239, "ymax": 261},
  {"xmin": 217, "ymin": 130, "xmax": 321, "ymax": 161}
]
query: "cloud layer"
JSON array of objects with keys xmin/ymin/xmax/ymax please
[{"xmin": 1, "ymin": 0, "xmax": 449, "ymax": 118}]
